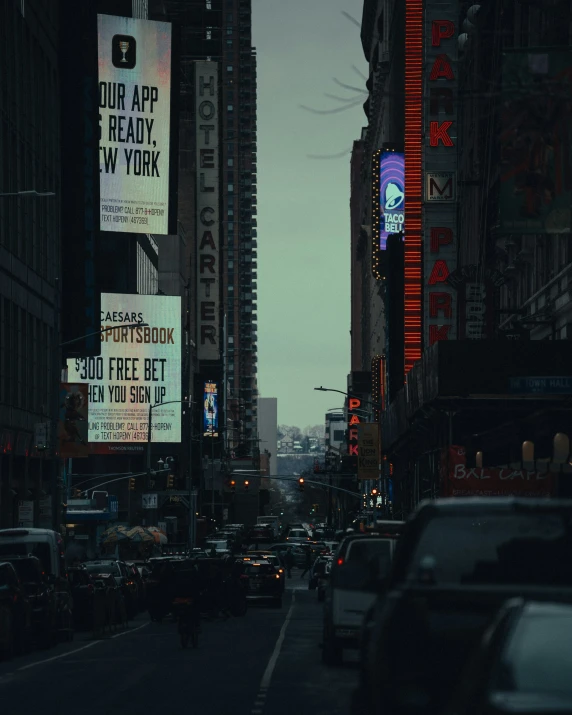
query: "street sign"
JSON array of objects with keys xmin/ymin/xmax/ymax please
[
  {"xmin": 509, "ymin": 376, "xmax": 572, "ymax": 395},
  {"xmin": 357, "ymin": 423, "xmax": 381, "ymax": 480},
  {"xmin": 142, "ymin": 493, "xmax": 158, "ymax": 509},
  {"xmin": 18, "ymin": 500, "xmax": 34, "ymax": 527}
]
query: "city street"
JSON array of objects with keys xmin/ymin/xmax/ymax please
[{"xmin": 0, "ymin": 582, "xmax": 358, "ymax": 715}]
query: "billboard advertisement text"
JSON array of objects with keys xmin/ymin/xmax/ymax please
[
  {"xmin": 203, "ymin": 381, "xmax": 219, "ymax": 437},
  {"xmin": 98, "ymin": 14, "xmax": 173, "ymax": 234},
  {"xmin": 67, "ymin": 293, "xmax": 181, "ymax": 443},
  {"xmin": 375, "ymin": 151, "xmax": 405, "ymax": 250}
]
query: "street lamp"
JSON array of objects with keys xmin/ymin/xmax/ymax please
[
  {"xmin": 314, "ymin": 386, "xmax": 382, "ymax": 410},
  {"xmin": 0, "ymin": 190, "xmax": 56, "ymax": 197}
]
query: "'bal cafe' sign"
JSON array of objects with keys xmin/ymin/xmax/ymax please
[{"xmin": 424, "ymin": 7, "xmax": 459, "ymax": 346}]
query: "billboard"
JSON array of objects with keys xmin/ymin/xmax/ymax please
[
  {"xmin": 58, "ymin": 383, "xmax": 89, "ymax": 458},
  {"xmin": 374, "ymin": 151, "xmax": 405, "ymax": 251},
  {"xmin": 500, "ymin": 49, "xmax": 572, "ymax": 234},
  {"xmin": 98, "ymin": 14, "xmax": 174, "ymax": 234},
  {"xmin": 357, "ymin": 423, "xmax": 381, "ymax": 480},
  {"xmin": 203, "ymin": 381, "xmax": 219, "ymax": 437},
  {"xmin": 195, "ymin": 61, "xmax": 221, "ymax": 361},
  {"xmin": 67, "ymin": 293, "xmax": 181, "ymax": 443}
]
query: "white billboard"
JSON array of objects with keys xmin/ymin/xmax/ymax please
[
  {"xmin": 98, "ymin": 14, "xmax": 172, "ymax": 234},
  {"xmin": 67, "ymin": 293, "xmax": 181, "ymax": 443},
  {"xmin": 195, "ymin": 61, "xmax": 220, "ymax": 360}
]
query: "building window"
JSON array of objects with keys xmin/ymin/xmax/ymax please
[
  {"xmin": 228, "ymin": 209, "xmax": 234, "ymax": 217},
  {"xmin": 227, "ymin": 158, "xmax": 234, "ymax": 167},
  {"xmin": 227, "ymin": 65, "xmax": 233, "ymax": 72},
  {"xmin": 227, "ymin": 104, "xmax": 234, "ymax": 112},
  {"xmin": 227, "ymin": 27, "xmax": 233, "ymax": 35},
  {"xmin": 206, "ymin": 27, "xmax": 212, "ymax": 40},
  {"xmin": 228, "ymin": 184, "xmax": 234, "ymax": 192},
  {"xmin": 226, "ymin": 39, "xmax": 233, "ymax": 47}
]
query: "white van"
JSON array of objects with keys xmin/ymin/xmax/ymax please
[
  {"xmin": 0, "ymin": 528, "xmax": 66, "ymax": 578},
  {"xmin": 323, "ymin": 534, "xmax": 398, "ymax": 664}
]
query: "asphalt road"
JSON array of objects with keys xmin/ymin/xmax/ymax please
[{"xmin": 0, "ymin": 578, "xmax": 358, "ymax": 715}]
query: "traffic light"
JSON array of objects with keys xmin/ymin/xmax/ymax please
[
  {"xmin": 298, "ymin": 477, "xmax": 305, "ymax": 492},
  {"xmin": 129, "ymin": 478, "xmax": 136, "ymax": 491},
  {"xmin": 230, "ymin": 480, "xmax": 236, "ymax": 493},
  {"xmin": 244, "ymin": 480, "xmax": 250, "ymax": 491},
  {"xmin": 371, "ymin": 487, "xmax": 378, "ymax": 496},
  {"xmin": 167, "ymin": 474, "xmax": 174, "ymax": 489}
]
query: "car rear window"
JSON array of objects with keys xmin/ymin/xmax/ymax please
[
  {"xmin": 0, "ymin": 542, "xmax": 51, "ymax": 574},
  {"xmin": 85, "ymin": 562, "xmax": 120, "ymax": 576},
  {"xmin": 246, "ymin": 564, "xmax": 274, "ymax": 575},
  {"xmin": 406, "ymin": 513, "xmax": 572, "ymax": 586},
  {"xmin": 10, "ymin": 559, "xmax": 42, "ymax": 583}
]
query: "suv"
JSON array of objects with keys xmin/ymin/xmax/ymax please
[
  {"xmin": 2, "ymin": 555, "xmax": 57, "ymax": 648},
  {"xmin": 84, "ymin": 559, "xmax": 137, "ymax": 618},
  {"xmin": 357, "ymin": 498, "xmax": 572, "ymax": 715},
  {"xmin": 323, "ymin": 533, "xmax": 398, "ymax": 664}
]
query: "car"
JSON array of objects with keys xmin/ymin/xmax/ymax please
[
  {"xmin": 286, "ymin": 528, "xmax": 310, "ymax": 544},
  {"xmin": 358, "ymin": 498, "xmax": 572, "ymax": 715},
  {"xmin": 0, "ymin": 528, "xmax": 67, "ymax": 579},
  {"xmin": 84, "ymin": 559, "xmax": 136, "ymax": 618},
  {"xmin": 323, "ymin": 532, "xmax": 398, "ymax": 665},
  {"xmin": 446, "ymin": 599, "xmax": 572, "ymax": 715},
  {"xmin": 243, "ymin": 561, "xmax": 282, "ymax": 607},
  {"xmin": 2, "ymin": 555, "xmax": 58, "ymax": 649},
  {"xmin": 245, "ymin": 552, "xmax": 286, "ymax": 591},
  {"xmin": 0, "ymin": 561, "xmax": 32, "ymax": 659},
  {"xmin": 204, "ymin": 539, "xmax": 231, "ymax": 556},
  {"xmin": 91, "ymin": 573, "xmax": 127, "ymax": 628}
]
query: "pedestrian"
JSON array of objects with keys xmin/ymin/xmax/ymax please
[
  {"xmin": 283, "ymin": 546, "xmax": 294, "ymax": 579},
  {"xmin": 300, "ymin": 546, "xmax": 313, "ymax": 579}
]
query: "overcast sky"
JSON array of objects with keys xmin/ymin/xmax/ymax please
[{"xmin": 253, "ymin": 0, "xmax": 367, "ymax": 427}]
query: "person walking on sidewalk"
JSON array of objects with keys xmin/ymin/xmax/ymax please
[
  {"xmin": 300, "ymin": 546, "xmax": 313, "ymax": 579},
  {"xmin": 283, "ymin": 547, "xmax": 294, "ymax": 579}
]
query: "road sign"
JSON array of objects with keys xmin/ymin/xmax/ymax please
[
  {"xmin": 142, "ymin": 493, "xmax": 158, "ymax": 509},
  {"xmin": 509, "ymin": 376, "xmax": 572, "ymax": 395}
]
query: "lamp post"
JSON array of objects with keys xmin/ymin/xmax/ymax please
[{"xmin": 314, "ymin": 386, "xmax": 382, "ymax": 410}]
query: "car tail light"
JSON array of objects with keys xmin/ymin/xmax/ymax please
[{"xmin": 337, "ymin": 558, "xmax": 344, "ymax": 566}]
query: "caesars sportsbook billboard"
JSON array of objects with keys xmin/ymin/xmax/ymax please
[
  {"xmin": 67, "ymin": 294, "xmax": 181, "ymax": 443},
  {"xmin": 98, "ymin": 14, "xmax": 178, "ymax": 234}
]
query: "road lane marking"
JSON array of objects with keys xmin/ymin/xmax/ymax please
[
  {"xmin": 261, "ymin": 591, "xmax": 295, "ymax": 689},
  {"xmin": 18, "ymin": 641, "xmax": 99, "ymax": 671},
  {"xmin": 17, "ymin": 621, "xmax": 149, "ymax": 671},
  {"xmin": 112, "ymin": 622, "xmax": 149, "ymax": 639}
]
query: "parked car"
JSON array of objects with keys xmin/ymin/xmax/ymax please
[
  {"xmin": 446, "ymin": 599, "xmax": 572, "ymax": 715},
  {"xmin": 0, "ymin": 528, "xmax": 66, "ymax": 578},
  {"xmin": 0, "ymin": 561, "xmax": 32, "ymax": 659},
  {"xmin": 243, "ymin": 561, "xmax": 282, "ymax": 607},
  {"xmin": 92, "ymin": 573, "xmax": 127, "ymax": 628},
  {"xmin": 84, "ymin": 559, "xmax": 136, "ymax": 618},
  {"xmin": 357, "ymin": 498, "xmax": 572, "ymax": 715},
  {"xmin": 323, "ymin": 532, "xmax": 398, "ymax": 664},
  {"xmin": 2, "ymin": 555, "xmax": 57, "ymax": 649}
]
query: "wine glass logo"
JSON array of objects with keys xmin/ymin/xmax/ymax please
[{"xmin": 118, "ymin": 40, "xmax": 130, "ymax": 63}]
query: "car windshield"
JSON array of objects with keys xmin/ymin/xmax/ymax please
[
  {"xmin": 85, "ymin": 562, "xmax": 121, "ymax": 576},
  {"xmin": 492, "ymin": 611, "xmax": 572, "ymax": 696},
  {"xmin": 406, "ymin": 514, "xmax": 572, "ymax": 585},
  {"xmin": 10, "ymin": 559, "xmax": 41, "ymax": 583},
  {"xmin": 0, "ymin": 542, "xmax": 51, "ymax": 574}
]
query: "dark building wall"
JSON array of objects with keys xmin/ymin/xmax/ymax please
[
  {"xmin": 350, "ymin": 139, "xmax": 365, "ymax": 373},
  {"xmin": 0, "ymin": 0, "xmax": 61, "ymax": 527}
]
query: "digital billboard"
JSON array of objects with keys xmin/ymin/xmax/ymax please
[
  {"xmin": 375, "ymin": 151, "xmax": 405, "ymax": 251},
  {"xmin": 67, "ymin": 293, "xmax": 181, "ymax": 443},
  {"xmin": 203, "ymin": 381, "xmax": 219, "ymax": 437},
  {"xmin": 98, "ymin": 14, "xmax": 173, "ymax": 234}
]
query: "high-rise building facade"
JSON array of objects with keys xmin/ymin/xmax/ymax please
[{"xmin": 0, "ymin": 1, "xmax": 61, "ymax": 528}]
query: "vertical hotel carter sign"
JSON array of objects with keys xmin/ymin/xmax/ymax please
[
  {"xmin": 423, "ymin": 7, "xmax": 459, "ymax": 346},
  {"xmin": 196, "ymin": 62, "xmax": 220, "ymax": 361}
]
